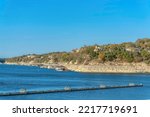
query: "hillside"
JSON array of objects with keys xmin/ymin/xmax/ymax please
[{"xmin": 6, "ymin": 38, "xmax": 150, "ymax": 65}]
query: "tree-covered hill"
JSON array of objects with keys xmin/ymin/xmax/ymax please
[{"xmin": 6, "ymin": 38, "xmax": 150, "ymax": 65}]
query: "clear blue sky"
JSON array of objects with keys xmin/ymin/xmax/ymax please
[{"xmin": 0, "ymin": 0, "xmax": 150, "ymax": 57}]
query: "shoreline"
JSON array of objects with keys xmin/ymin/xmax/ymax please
[
  {"xmin": 62, "ymin": 63, "xmax": 150, "ymax": 73},
  {"xmin": 4, "ymin": 62, "xmax": 150, "ymax": 74}
]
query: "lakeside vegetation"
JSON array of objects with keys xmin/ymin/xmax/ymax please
[
  {"xmin": 6, "ymin": 38, "xmax": 150, "ymax": 65},
  {"xmin": 0, "ymin": 58, "xmax": 5, "ymax": 63}
]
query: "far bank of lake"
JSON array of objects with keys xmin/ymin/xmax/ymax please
[{"xmin": 5, "ymin": 62, "xmax": 150, "ymax": 73}]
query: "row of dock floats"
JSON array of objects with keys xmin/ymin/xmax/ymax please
[
  {"xmin": 99, "ymin": 83, "xmax": 143, "ymax": 89},
  {"xmin": 0, "ymin": 83, "xmax": 143, "ymax": 96},
  {"xmin": 63, "ymin": 83, "xmax": 143, "ymax": 92}
]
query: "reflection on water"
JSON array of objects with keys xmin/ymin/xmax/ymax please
[{"xmin": 0, "ymin": 64, "xmax": 150, "ymax": 100}]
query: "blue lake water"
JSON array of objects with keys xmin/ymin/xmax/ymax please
[{"xmin": 0, "ymin": 64, "xmax": 150, "ymax": 100}]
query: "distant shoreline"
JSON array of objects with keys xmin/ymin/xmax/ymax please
[
  {"xmin": 62, "ymin": 62, "xmax": 150, "ymax": 73},
  {"xmin": 4, "ymin": 39, "xmax": 150, "ymax": 73},
  {"xmin": 4, "ymin": 62, "xmax": 150, "ymax": 74}
]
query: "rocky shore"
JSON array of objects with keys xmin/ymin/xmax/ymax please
[
  {"xmin": 4, "ymin": 62, "xmax": 150, "ymax": 73},
  {"xmin": 4, "ymin": 62, "xmax": 68, "ymax": 71},
  {"xmin": 62, "ymin": 62, "xmax": 150, "ymax": 73}
]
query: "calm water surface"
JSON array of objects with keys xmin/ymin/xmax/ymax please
[{"xmin": 0, "ymin": 64, "xmax": 150, "ymax": 100}]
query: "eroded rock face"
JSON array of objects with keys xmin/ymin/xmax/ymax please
[{"xmin": 62, "ymin": 62, "xmax": 150, "ymax": 73}]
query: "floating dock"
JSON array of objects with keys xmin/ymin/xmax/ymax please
[{"xmin": 0, "ymin": 83, "xmax": 143, "ymax": 96}]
